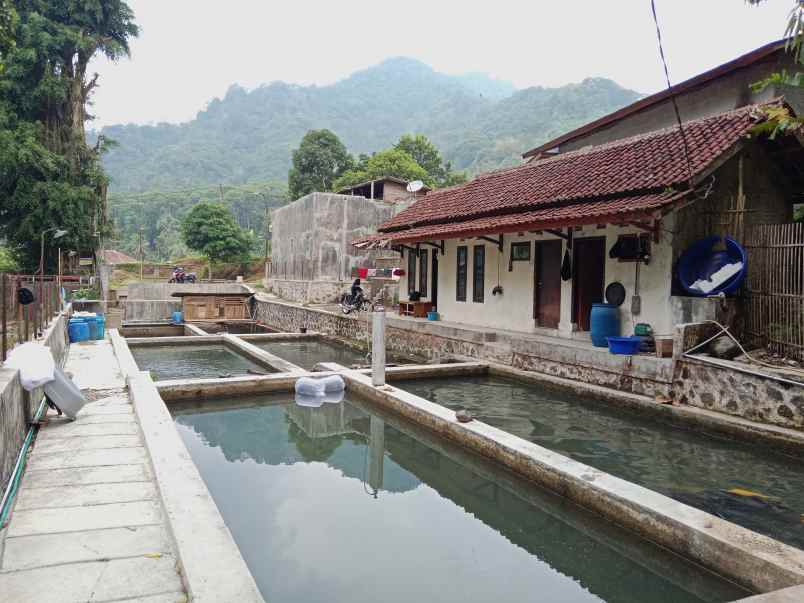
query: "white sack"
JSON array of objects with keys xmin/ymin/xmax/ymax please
[{"xmin": 5, "ymin": 342, "xmax": 56, "ymax": 390}]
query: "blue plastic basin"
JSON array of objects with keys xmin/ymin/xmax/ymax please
[
  {"xmin": 607, "ymin": 336, "xmax": 641, "ymax": 355},
  {"xmin": 677, "ymin": 236, "xmax": 747, "ymax": 296}
]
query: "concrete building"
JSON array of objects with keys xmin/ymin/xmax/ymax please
[
  {"xmin": 268, "ymin": 192, "xmax": 401, "ymax": 304},
  {"xmin": 336, "ymin": 176, "xmax": 429, "ymax": 204}
]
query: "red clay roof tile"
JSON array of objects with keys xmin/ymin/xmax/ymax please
[{"xmin": 378, "ymin": 103, "xmax": 767, "ymax": 237}]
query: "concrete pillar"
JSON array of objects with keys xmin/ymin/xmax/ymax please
[
  {"xmin": 372, "ymin": 310, "xmax": 386, "ymax": 386},
  {"xmin": 367, "ymin": 415, "xmax": 385, "ymax": 496}
]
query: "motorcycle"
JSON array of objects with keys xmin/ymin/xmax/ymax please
[
  {"xmin": 169, "ymin": 266, "xmax": 197, "ymax": 283},
  {"xmin": 340, "ymin": 290, "xmax": 372, "ymax": 314}
]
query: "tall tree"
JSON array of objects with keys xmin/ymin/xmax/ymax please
[
  {"xmin": 181, "ymin": 202, "xmax": 253, "ymax": 265},
  {"xmin": 0, "ymin": 0, "xmax": 139, "ymax": 270},
  {"xmin": 395, "ymin": 133, "xmax": 467, "ymax": 187},
  {"xmin": 288, "ymin": 129, "xmax": 354, "ymax": 199},
  {"xmin": 745, "ymin": 0, "xmax": 803, "ymax": 138}
]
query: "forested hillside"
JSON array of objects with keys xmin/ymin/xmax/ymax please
[{"xmin": 99, "ymin": 58, "xmax": 642, "ymax": 193}]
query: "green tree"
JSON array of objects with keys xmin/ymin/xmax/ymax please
[
  {"xmin": 333, "ymin": 148, "xmax": 430, "ymax": 191},
  {"xmin": 0, "ymin": 245, "xmax": 19, "ymax": 271},
  {"xmin": 288, "ymin": 129, "xmax": 354, "ymax": 199},
  {"xmin": 0, "ymin": 0, "xmax": 138, "ymax": 270},
  {"xmin": 181, "ymin": 203, "xmax": 253, "ymax": 265},
  {"xmin": 745, "ymin": 1, "xmax": 803, "ymax": 137},
  {"xmin": 395, "ymin": 133, "xmax": 467, "ymax": 187},
  {"xmin": 0, "ymin": 1, "xmax": 16, "ymax": 72},
  {"xmin": 154, "ymin": 215, "xmax": 187, "ymax": 261}
]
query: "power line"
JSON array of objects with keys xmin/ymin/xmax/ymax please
[{"xmin": 650, "ymin": 0, "xmax": 695, "ymax": 189}]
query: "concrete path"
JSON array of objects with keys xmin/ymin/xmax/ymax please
[{"xmin": 0, "ymin": 340, "xmax": 187, "ymax": 603}]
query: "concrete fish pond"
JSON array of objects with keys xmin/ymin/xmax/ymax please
[
  {"xmin": 170, "ymin": 392, "xmax": 747, "ymax": 603},
  {"xmin": 393, "ymin": 374, "xmax": 804, "ymax": 551},
  {"xmin": 130, "ymin": 343, "xmax": 274, "ymax": 380},
  {"xmin": 254, "ymin": 339, "xmax": 370, "ymax": 370}
]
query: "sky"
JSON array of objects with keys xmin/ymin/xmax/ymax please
[{"xmin": 88, "ymin": 0, "xmax": 795, "ymax": 127}]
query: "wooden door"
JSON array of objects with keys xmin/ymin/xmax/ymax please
[
  {"xmin": 572, "ymin": 237, "xmax": 606, "ymax": 331},
  {"xmin": 533, "ymin": 240, "xmax": 562, "ymax": 328}
]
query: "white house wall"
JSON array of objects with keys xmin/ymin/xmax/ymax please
[{"xmin": 399, "ymin": 219, "xmax": 676, "ymax": 338}]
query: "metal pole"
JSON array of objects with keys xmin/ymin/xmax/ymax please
[
  {"xmin": 1, "ymin": 273, "xmax": 7, "ymax": 362},
  {"xmin": 371, "ymin": 309, "xmax": 386, "ymax": 387},
  {"xmin": 24, "ymin": 297, "xmax": 29, "ymax": 342},
  {"xmin": 139, "ymin": 229, "xmax": 144, "ymax": 281}
]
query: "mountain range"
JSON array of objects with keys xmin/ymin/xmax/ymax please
[{"xmin": 98, "ymin": 57, "xmax": 643, "ymax": 193}]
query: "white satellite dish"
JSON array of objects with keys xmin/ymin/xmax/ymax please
[{"xmin": 406, "ymin": 180, "xmax": 424, "ymax": 193}]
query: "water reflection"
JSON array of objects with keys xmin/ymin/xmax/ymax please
[
  {"xmin": 256, "ymin": 340, "xmax": 369, "ymax": 370},
  {"xmin": 131, "ymin": 344, "xmax": 267, "ymax": 380},
  {"xmin": 396, "ymin": 375, "xmax": 804, "ymax": 550},
  {"xmin": 172, "ymin": 395, "xmax": 746, "ymax": 603}
]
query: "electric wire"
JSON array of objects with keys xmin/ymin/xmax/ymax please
[{"xmin": 650, "ymin": 0, "xmax": 695, "ymax": 189}]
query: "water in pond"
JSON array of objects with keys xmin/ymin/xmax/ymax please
[
  {"xmin": 200, "ymin": 322, "xmax": 274, "ymax": 334},
  {"xmin": 256, "ymin": 339, "xmax": 368, "ymax": 370},
  {"xmin": 131, "ymin": 344, "xmax": 269, "ymax": 381},
  {"xmin": 172, "ymin": 393, "xmax": 746, "ymax": 603},
  {"xmin": 395, "ymin": 375, "xmax": 804, "ymax": 550}
]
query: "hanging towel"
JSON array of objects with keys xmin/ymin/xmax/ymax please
[
  {"xmin": 367, "ymin": 268, "xmax": 377, "ymax": 277},
  {"xmin": 560, "ymin": 248, "xmax": 572, "ymax": 281},
  {"xmin": 358, "ymin": 267, "xmax": 369, "ymax": 279}
]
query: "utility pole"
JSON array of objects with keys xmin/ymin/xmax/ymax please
[
  {"xmin": 264, "ymin": 197, "xmax": 270, "ymax": 262},
  {"xmin": 138, "ymin": 228, "xmax": 144, "ymax": 281}
]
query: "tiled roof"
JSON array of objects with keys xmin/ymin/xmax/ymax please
[
  {"xmin": 378, "ymin": 103, "xmax": 768, "ymax": 237},
  {"xmin": 353, "ymin": 191, "xmax": 687, "ymax": 247}
]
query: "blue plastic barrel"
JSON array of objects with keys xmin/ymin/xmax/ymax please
[
  {"xmin": 172, "ymin": 311, "xmax": 183, "ymax": 324},
  {"xmin": 95, "ymin": 315, "xmax": 106, "ymax": 339},
  {"xmin": 590, "ymin": 303, "xmax": 620, "ymax": 347},
  {"xmin": 84, "ymin": 317, "xmax": 98, "ymax": 340},
  {"xmin": 68, "ymin": 320, "xmax": 90, "ymax": 343}
]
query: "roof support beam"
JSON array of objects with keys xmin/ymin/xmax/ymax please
[
  {"xmin": 477, "ymin": 234, "xmax": 503, "ymax": 252},
  {"xmin": 545, "ymin": 228, "xmax": 570, "ymax": 241},
  {"xmin": 422, "ymin": 241, "xmax": 445, "ymax": 254},
  {"xmin": 395, "ymin": 244, "xmax": 418, "ymax": 255},
  {"xmin": 627, "ymin": 220, "xmax": 661, "ymax": 243}
]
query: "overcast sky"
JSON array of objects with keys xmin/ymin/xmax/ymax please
[{"xmin": 88, "ymin": 0, "xmax": 794, "ymax": 127}]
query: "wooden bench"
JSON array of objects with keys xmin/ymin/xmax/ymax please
[{"xmin": 398, "ymin": 301, "xmax": 433, "ymax": 318}]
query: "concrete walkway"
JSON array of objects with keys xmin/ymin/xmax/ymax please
[{"xmin": 0, "ymin": 340, "xmax": 186, "ymax": 603}]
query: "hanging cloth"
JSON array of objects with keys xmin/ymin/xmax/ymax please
[{"xmin": 560, "ymin": 248, "xmax": 572, "ymax": 281}]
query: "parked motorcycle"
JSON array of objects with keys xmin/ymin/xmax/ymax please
[
  {"xmin": 340, "ymin": 291, "xmax": 372, "ymax": 314},
  {"xmin": 169, "ymin": 266, "xmax": 197, "ymax": 283}
]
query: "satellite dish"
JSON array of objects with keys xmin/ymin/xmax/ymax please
[{"xmin": 406, "ymin": 180, "xmax": 424, "ymax": 193}]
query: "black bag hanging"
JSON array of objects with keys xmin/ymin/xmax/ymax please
[
  {"xmin": 18, "ymin": 287, "xmax": 35, "ymax": 305},
  {"xmin": 560, "ymin": 248, "xmax": 572, "ymax": 281}
]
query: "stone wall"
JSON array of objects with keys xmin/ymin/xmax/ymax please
[
  {"xmin": 674, "ymin": 358, "xmax": 804, "ymax": 430},
  {"xmin": 673, "ymin": 322, "xmax": 804, "ymax": 430},
  {"xmin": 0, "ymin": 310, "xmax": 70, "ymax": 493},
  {"xmin": 270, "ymin": 278, "xmax": 399, "ymax": 306},
  {"xmin": 254, "ymin": 296, "xmax": 674, "ymax": 397}
]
